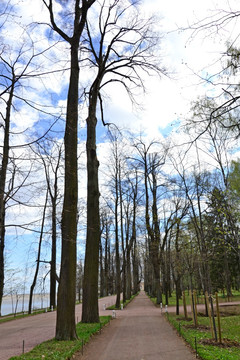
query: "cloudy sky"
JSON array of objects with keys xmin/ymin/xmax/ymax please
[
  {"xmin": 134, "ymin": 0, "xmax": 239, "ymax": 136},
  {"xmin": 2, "ymin": 0, "xmax": 238, "ymax": 141}
]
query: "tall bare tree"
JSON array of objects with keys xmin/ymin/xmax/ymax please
[
  {"xmin": 126, "ymin": 167, "xmax": 139, "ymax": 300},
  {"xmin": 28, "ymin": 189, "xmax": 48, "ymax": 314},
  {"xmin": 81, "ymin": 0, "xmax": 164, "ymax": 321},
  {"xmin": 42, "ymin": 0, "xmax": 96, "ymax": 339},
  {"xmin": 34, "ymin": 139, "xmax": 63, "ymax": 309},
  {"xmin": 133, "ymin": 140, "xmax": 163, "ymax": 303},
  {"xmin": 0, "ymin": 57, "xmax": 13, "ymax": 315},
  {"xmin": 99, "ymin": 206, "xmax": 113, "ymax": 297},
  {"xmin": 0, "ymin": 40, "xmax": 48, "ymax": 315}
]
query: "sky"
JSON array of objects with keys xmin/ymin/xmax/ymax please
[
  {"xmin": 84, "ymin": 0, "xmax": 239, "ymax": 143},
  {"xmin": 1, "ymin": 0, "xmax": 240, "ymax": 302},
  {"xmin": 1, "ymin": 0, "xmax": 238, "ymax": 138}
]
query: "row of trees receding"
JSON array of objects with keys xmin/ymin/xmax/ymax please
[
  {"xmin": 1, "ymin": 0, "xmax": 240, "ymax": 342},
  {"xmin": 0, "ymin": 0, "xmax": 164, "ymax": 340}
]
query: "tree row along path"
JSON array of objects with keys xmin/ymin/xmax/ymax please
[
  {"xmin": 75, "ymin": 291, "xmax": 196, "ymax": 360},
  {"xmin": 0, "ymin": 291, "xmax": 201, "ymax": 360}
]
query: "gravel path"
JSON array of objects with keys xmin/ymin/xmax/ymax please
[{"xmin": 75, "ymin": 291, "xmax": 196, "ymax": 360}]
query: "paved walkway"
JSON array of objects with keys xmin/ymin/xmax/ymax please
[
  {"xmin": 75, "ymin": 291, "xmax": 196, "ymax": 360},
  {"xmin": 0, "ymin": 295, "xmax": 117, "ymax": 360}
]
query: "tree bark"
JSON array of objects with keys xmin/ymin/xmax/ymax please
[
  {"xmin": 28, "ymin": 190, "xmax": 48, "ymax": 314},
  {"xmin": 50, "ymin": 197, "xmax": 57, "ymax": 309},
  {"xmin": 99, "ymin": 236, "xmax": 104, "ymax": 298},
  {"xmin": 82, "ymin": 81, "xmax": 100, "ymax": 322},
  {"xmin": 126, "ymin": 244, "xmax": 132, "ymax": 299},
  {"xmin": 0, "ymin": 79, "xmax": 14, "ymax": 315},
  {"xmin": 115, "ymin": 169, "xmax": 121, "ymax": 308},
  {"xmin": 42, "ymin": 0, "xmax": 96, "ymax": 339},
  {"xmin": 56, "ymin": 41, "xmax": 79, "ymax": 340},
  {"xmin": 41, "ymin": 142, "xmax": 62, "ymax": 310},
  {"xmin": 126, "ymin": 172, "xmax": 138, "ymax": 299},
  {"xmin": 132, "ymin": 238, "xmax": 140, "ymax": 294},
  {"xmin": 119, "ymin": 166, "xmax": 126, "ymax": 303},
  {"xmin": 50, "ymin": 147, "xmax": 62, "ymax": 309},
  {"xmin": 104, "ymin": 221, "xmax": 110, "ymax": 297}
]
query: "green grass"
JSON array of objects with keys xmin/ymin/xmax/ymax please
[
  {"xmin": 166, "ymin": 313, "xmax": 240, "ymax": 360},
  {"xmin": 107, "ymin": 292, "xmax": 139, "ymax": 310},
  {"xmin": 149, "ymin": 290, "xmax": 240, "ymax": 307},
  {"xmin": 148, "ymin": 291, "xmax": 190, "ymax": 306},
  {"xmin": 9, "ymin": 316, "xmax": 111, "ymax": 360}
]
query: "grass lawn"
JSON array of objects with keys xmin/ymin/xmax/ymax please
[
  {"xmin": 150, "ymin": 290, "xmax": 240, "ymax": 307},
  {"xmin": 167, "ymin": 312, "xmax": 240, "ymax": 360},
  {"xmin": 9, "ymin": 316, "xmax": 111, "ymax": 360},
  {"xmin": 148, "ymin": 290, "xmax": 240, "ymax": 359}
]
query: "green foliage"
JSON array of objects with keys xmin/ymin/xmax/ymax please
[
  {"xmin": 9, "ymin": 316, "xmax": 111, "ymax": 360},
  {"xmin": 229, "ymin": 160, "xmax": 240, "ymax": 197},
  {"xmin": 167, "ymin": 313, "xmax": 240, "ymax": 360},
  {"xmin": 205, "ymin": 182, "xmax": 240, "ymax": 292}
]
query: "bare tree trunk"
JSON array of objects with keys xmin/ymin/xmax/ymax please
[
  {"xmin": 56, "ymin": 40, "xmax": 79, "ymax": 339},
  {"xmin": 99, "ymin": 236, "xmax": 104, "ymax": 298},
  {"xmin": 119, "ymin": 166, "xmax": 126, "ymax": 303},
  {"xmin": 126, "ymin": 171, "xmax": 138, "ymax": 299},
  {"xmin": 115, "ymin": 178, "xmax": 121, "ymax": 308},
  {"xmin": 223, "ymin": 250, "xmax": 232, "ymax": 297},
  {"xmin": 150, "ymin": 166, "xmax": 162, "ymax": 304},
  {"xmin": 171, "ymin": 221, "xmax": 182, "ymax": 315},
  {"xmin": 126, "ymin": 205, "xmax": 132, "ymax": 300},
  {"xmin": 104, "ymin": 218, "xmax": 110, "ymax": 297},
  {"xmin": 151, "ymin": 248, "xmax": 161, "ymax": 304},
  {"xmin": 40, "ymin": 141, "xmax": 62, "ymax": 310},
  {"xmin": 108, "ymin": 239, "xmax": 114, "ymax": 295},
  {"xmin": 42, "ymin": 0, "xmax": 96, "ymax": 339},
  {"xmin": 0, "ymin": 78, "xmax": 14, "ymax": 315},
  {"xmin": 167, "ymin": 236, "xmax": 172, "ymax": 298},
  {"xmin": 82, "ymin": 81, "xmax": 100, "ymax": 322},
  {"xmin": 49, "ymin": 146, "xmax": 62, "ymax": 310},
  {"xmin": 50, "ymin": 198, "xmax": 57, "ymax": 309},
  {"xmin": 76, "ymin": 260, "xmax": 83, "ymax": 303},
  {"xmin": 28, "ymin": 190, "xmax": 48, "ymax": 314},
  {"xmin": 126, "ymin": 245, "xmax": 132, "ymax": 299},
  {"xmin": 107, "ymin": 140, "xmax": 121, "ymax": 309},
  {"xmin": 132, "ymin": 238, "xmax": 140, "ymax": 294},
  {"xmin": 142, "ymin": 150, "xmax": 159, "ymax": 300}
]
